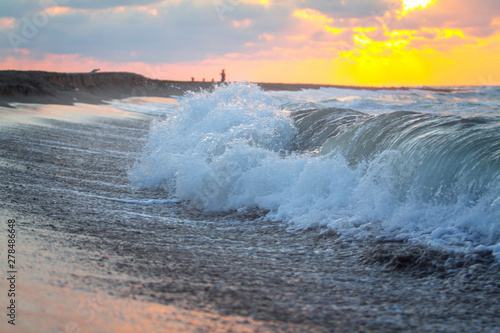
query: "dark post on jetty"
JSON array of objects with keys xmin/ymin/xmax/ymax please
[{"xmin": 220, "ymin": 69, "xmax": 226, "ymax": 83}]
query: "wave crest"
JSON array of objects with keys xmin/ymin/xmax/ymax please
[{"xmin": 130, "ymin": 83, "xmax": 500, "ymax": 259}]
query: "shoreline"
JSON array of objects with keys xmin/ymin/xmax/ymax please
[
  {"xmin": 2, "ymin": 72, "xmax": 500, "ymax": 332},
  {"xmin": 2, "ymin": 102, "xmax": 499, "ymax": 332},
  {"xmin": 0, "ymin": 70, "xmax": 212, "ymax": 107},
  {"xmin": 0, "ymin": 70, "xmax": 454, "ymax": 107}
]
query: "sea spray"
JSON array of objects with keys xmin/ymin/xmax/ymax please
[
  {"xmin": 131, "ymin": 82, "xmax": 500, "ymax": 260},
  {"xmin": 129, "ymin": 82, "xmax": 297, "ymax": 209}
]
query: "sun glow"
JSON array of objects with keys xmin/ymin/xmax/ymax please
[
  {"xmin": 401, "ymin": 0, "xmax": 433, "ymax": 15},
  {"xmin": 3, "ymin": 0, "xmax": 500, "ymax": 87}
]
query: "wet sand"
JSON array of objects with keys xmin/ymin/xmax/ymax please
[{"xmin": 1, "ymin": 86, "xmax": 500, "ymax": 332}]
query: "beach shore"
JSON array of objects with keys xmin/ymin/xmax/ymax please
[
  {"xmin": 1, "ymin": 71, "xmax": 499, "ymax": 332},
  {"xmin": 0, "ymin": 70, "xmax": 214, "ymax": 107},
  {"xmin": 0, "ymin": 70, "xmax": 454, "ymax": 107}
]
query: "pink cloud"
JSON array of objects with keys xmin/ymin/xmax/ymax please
[
  {"xmin": 0, "ymin": 17, "xmax": 15, "ymax": 30},
  {"xmin": 0, "ymin": 53, "xmax": 227, "ymax": 82},
  {"xmin": 394, "ymin": 0, "xmax": 500, "ymax": 37}
]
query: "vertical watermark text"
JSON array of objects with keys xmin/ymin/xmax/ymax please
[{"xmin": 6, "ymin": 219, "xmax": 17, "ymax": 326}]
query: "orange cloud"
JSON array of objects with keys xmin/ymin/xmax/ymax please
[
  {"xmin": 0, "ymin": 18, "xmax": 15, "ymax": 30},
  {"xmin": 2, "ymin": 0, "xmax": 500, "ymax": 87},
  {"xmin": 137, "ymin": 6, "xmax": 158, "ymax": 16},
  {"xmin": 279, "ymin": 0, "xmax": 500, "ymax": 86},
  {"xmin": 43, "ymin": 6, "xmax": 75, "ymax": 16},
  {"xmin": 232, "ymin": 19, "xmax": 252, "ymax": 28}
]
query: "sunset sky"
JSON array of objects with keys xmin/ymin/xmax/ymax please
[{"xmin": 1, "ymin": 0, "xmax": 500, "ymax": 86}]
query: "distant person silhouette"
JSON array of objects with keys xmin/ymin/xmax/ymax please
[{"xmin": 220, "ymin": 69, "xmax": 226, "ymax": 83}]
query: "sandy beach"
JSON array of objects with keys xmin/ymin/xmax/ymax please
[{"xmin": 1, "ymin": 71, "xmax": 500, "ymax": 332}]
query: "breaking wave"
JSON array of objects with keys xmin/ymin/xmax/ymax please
[{"xmin": 130, "ymin": 82, "xmax": 500, "ymax": 260}]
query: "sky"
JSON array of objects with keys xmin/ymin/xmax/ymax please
[{"xmin": 1, "ymin": 0, "xmax": 500, "ymax": 86}]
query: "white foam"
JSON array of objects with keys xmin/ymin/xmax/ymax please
[
  {"xmin": 270, "ymin": 86, "xmax": 500, "ymax": 116},
  {"xmin": 131, "ymin": 83, "xmax": 500, "ymax": 259}
]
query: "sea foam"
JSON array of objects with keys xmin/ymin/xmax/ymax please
[{"xmin": 130, "ymin": 82, "xmax": 500, "ymax": 260}]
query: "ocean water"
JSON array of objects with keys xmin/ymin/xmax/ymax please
[{"xmin": 126, "ymin": 83, "xmax": 500, "ymax": 261}]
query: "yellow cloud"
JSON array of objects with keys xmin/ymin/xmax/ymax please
[
  {"xmin": 354, "ymin": 27, "xmax": 377, "ymax": 33},
  {"xmin": 293, "ymin": 8, "xmax": 332, "ymax": 24},
  {"xmin": 422, "ymin": 28, "xmax": 465, "ymax": 39},
  {"xmin": 294, "ymin": 9, "xmax": 346, "ymax": 36},
  {"xmin": 400, "ymin": 0, "xmax": 434, "ymax": 15},
  {"xmin": 241, "ymin": 0, "xmax": 269, "ymax": 5},
  {"xmin": 389, "ymin": 30, "xmax": 419, "ymax": 38},
  {"xmin": 325, "ymin": 26, "xmax": 343, "ymax": 34}
]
